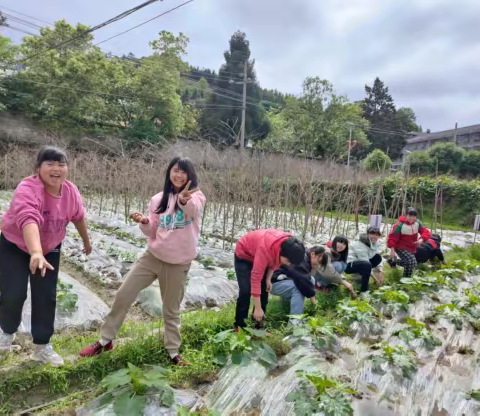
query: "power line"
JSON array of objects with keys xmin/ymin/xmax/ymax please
[
  {"xmin": 19, "ymin": 0, "xmax": 163, "ymax": 63},
  {"xmin": 93, "ymin": 0, "xmax": 194, "ymax": 47},
  {"xmin": 0, "ymin": 23, "xmax": 38, "ymax": 37},
  {"xmin": 0, "ymin": 5, "xmax": 53, "ymax": 26},
  {"xmin": 1, "ymin": 12, "xmax": 43, "ymax": 30}
]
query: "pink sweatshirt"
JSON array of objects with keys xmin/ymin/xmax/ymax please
[
  {"xmin": 1, "ymin": 176, "xmax": 85, "ymax": 254},
  {"xmin": 139, "ymin": 190, "xmax": 206, "ymax": 265}
]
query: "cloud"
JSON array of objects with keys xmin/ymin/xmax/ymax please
[{"xmin": 1, "ymin": 0, "xmax": 479, "ymax": 131}]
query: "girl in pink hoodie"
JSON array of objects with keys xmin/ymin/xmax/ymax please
[
  {"xmin": 0, "ymin": 146, "xmax": 91, "ymax": 366},
  {"xmin": 80, "ymin": 157, "xmax": 205, "ymax": 366}
]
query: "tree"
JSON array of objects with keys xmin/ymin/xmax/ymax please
[
  {"xmin": 404, "ymin": 152, "xmax": 433, "ymax": 175},
  {"xmin": 396, "ymin": 107, "xmax": 421, "ymax": 133},
  {"xmin": 259, "ymin": 77, "xmax": 369, "ymax": 159},
  {"xmin": 361, "ymin": 78, "xmax": 415, "ymax": 160},
  {"xmin": 427, "ymin": 142, "xmax": 465, "ymax": 174},
  {"xmin": 460, "ymin": 150, "xmax": 480, "ymax": 178},
  {"xmin": 202, "ymin": 31, "xmax": 269, "ymax": 146},
  {"xmin": 363, "ymin": 149, "xmax": 392, "ymax": 172}
]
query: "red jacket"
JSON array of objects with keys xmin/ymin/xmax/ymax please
[
  {"xmin": 387, "ymin": 216, "xmax": 431, "ymax": 253},
  {"xmin": 235, "ymin": 229, "xmax": 291, "ymax": 297}
]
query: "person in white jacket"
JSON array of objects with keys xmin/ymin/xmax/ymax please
[{"xmin": 345, "ymin": 227, "xmax": 384, "ymax": 293}]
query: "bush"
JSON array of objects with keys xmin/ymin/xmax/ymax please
[
  {"xmin": 427, "ymin": 142, "xmax": 465, "ymax": 174},
  {"xmin": 404, "ymin": 151, "xmax": 433, "ymax": 175},
  {"xmin": 460, "ymin": 150, "xmax": 480, "ymax": 178},
  {"xmin": 363, "ymin": 149, "xmax": 392, "ymax": 172}
]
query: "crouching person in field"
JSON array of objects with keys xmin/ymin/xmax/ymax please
[
  {"xmin": 234, "ymin": 230, "xmax": 305, "ymax": 330},
  {"xmin": 387, "ymin": 207, "xmax": 431, "ymax": 277},
  {"xmin": 345, "ymin": 227, "xmax": 384, "ymax": 293},
  {"xmin": 415, "ymin": 233, "xmax": 447, "ymax": 266},
  {"xmin": 270, "ymin": 247, "xmax": 320, "ymax": 322},
  {"xmin": 314, "ymin": 246, "xmax": 357, "ymax": 298}
]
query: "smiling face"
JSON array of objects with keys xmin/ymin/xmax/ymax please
[
  {"xmin": 38, "ymin": 160, "xmax": 68, "ymax": 192},
  {"xmin": 170, "ymin": 163, "xmax": 188, "ymax": 192},
  {"xmin": 369, "ymin": 233, "xmax": 380, "ymax": 244},
  {"xmin": 335, "ymin": 242, "xmax": 347, "ymax": 253}
]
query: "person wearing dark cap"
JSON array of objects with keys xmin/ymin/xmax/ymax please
[
  {"xmin": 345, "ymin": 227, "xmax": 384, "ymax": 292},
  {"xmin": 234, "ymin": 230, "xmax": 305, "ymax": 329},
  {"xmin": 414, "ymin": 233, "xmax": 447, "ymax": 266}
]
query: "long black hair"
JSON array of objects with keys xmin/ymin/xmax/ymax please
[
  {"xmin": 35, "ymin": 146, "xmax": 68, "ymax": 171},
  {"xmin": 156, "ymin": 157, "xmax": 198, "ymax": 214},
  {"xmin": 331, "ymin": 235, "xmax": 349, "ymax": 263},
  {"xmin": 309, "ymin": 246, "xmax": 328, "ymax": 269}
]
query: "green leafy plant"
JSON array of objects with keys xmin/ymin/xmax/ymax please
[
  {"xmin": 290, "ymin": 316, "xmax": 342, "ymax": 349},
  {"xmin": 56, "ymin": 281, "xmax": 78, "ymax": 313},
  {"xmin": 107, "ymin": 247, "xmax": 138, "ymax": 263},
  {"xmin": 370, "ymin": 286, "xmax": 410, "ymax": 317},
  {"xmin": 99, "ymin": 363, "xmax": 174, "ymax": 416},
  {"xmin": 226, "ymin": 270, "xmax": 236, "ymax": 280},
  {"xmin": 201, "ymin": 257, "xmax": 214, "ymax": 270},
  {"xmin": 336, "ymin": 299, "xmax": 383, "ymax": 334},
  {"xmin": 393, "ymin": 318, "xmax": 442, "ymax": 350},
  {"xmin": 212, "ymin": 328, "xmax": 277, "ymax": 368},
  {"xmin": 467, "ymin": 389, "xmax": 480, "ymax": 401},
  {"xmin": 400, "ymin": 275, "xmax": 438, "ymax": 294},
  {"xmin": 369, "ymin": 342, "xmax": 418, "ymax": 379},
  {"xmin": 286, "ymin": 372, "xmax": 358, "ymax": 416},
  {"xmin": 431, "ymin": 304, "xmax": 465, "ymax": 330},
  {"xmin": 177, "ymin": 407, "xmax": 220, "ymax": 416}
]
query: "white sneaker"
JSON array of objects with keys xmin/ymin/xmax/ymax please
[
  {"xmin": 31, "ymin": 344, "xmax": 64, "ymax": 367},
  {"xmin": 0, "ymin": 332, "xmax": 20, "ymax": 354}
]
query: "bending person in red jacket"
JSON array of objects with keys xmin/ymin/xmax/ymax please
[
  {"xmin": 234, "ymin": 230, "xmax": 305, "ymax": 329},
  {"xmin": 387, "ymin": 207, "xmax": 431, "ymax": 277}
]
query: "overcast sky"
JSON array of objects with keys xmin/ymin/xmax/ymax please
[{"xmin": 1, "ymin": 0, "xmax": 479, "ymax": 132}]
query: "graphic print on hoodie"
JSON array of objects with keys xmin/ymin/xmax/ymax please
[{"xmin": 387, "ymin": 216, "xmax": 431, "ymax": 253}]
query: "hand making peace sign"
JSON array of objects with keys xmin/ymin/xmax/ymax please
[{"xmin": 179, "ymin": 181, "xmax": 198, "ymax": 205}]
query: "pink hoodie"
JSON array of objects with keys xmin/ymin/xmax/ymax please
[
  {"xmin": 235, "ymin": 229, "xmax": 291, "ymax": 297},
  {"xmin": 1, "ymin": 176, "xmax": 85, "ymax": 254},
  {"xmin": 139, "ymin": 190, "xmax": 206, "ymax": 265}
]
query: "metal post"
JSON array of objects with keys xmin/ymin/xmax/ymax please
[
  {"xmin": 347, "ymin": 126, "xmax": 352, "ymax": 167},
  {"xmin": 240, "ymin": 60, "xmax": 247, "ymax": 150}
]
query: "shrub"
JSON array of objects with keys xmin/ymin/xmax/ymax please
[
  {"xmin": 427, "ymin": 142, "xmax": 465, "ymax": 174},
  {"xmin": 404, "ymin": 151, "xmax": 433, "ymax": 175},
  {"xmin": 363, "ymin": 149, "xmax": 392, "ymax": 172}
]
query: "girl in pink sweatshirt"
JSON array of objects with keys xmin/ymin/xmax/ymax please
[
  {"xmin": 80, "ymin": 157, "xmax": 206, "ymax": 366},
  {"xmin": 0, "ymin": 146, "xmax": 91, "ymax": 366}
]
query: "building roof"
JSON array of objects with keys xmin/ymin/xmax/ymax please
[{"xmin": 407, "ymin": 124, "xmax": 480, "ymax": 144}]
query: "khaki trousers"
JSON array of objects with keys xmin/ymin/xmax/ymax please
[{"xmin": 101, "ymin": 250, "xmax": 190, "ymax": 357}]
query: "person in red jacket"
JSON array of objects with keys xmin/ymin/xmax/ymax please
[
  {"xmin": 234, "ymin": 230, "xmax": 305, "ymax": 329},
  {"xmin": 387, "ymin": 207, "xmax": 431, "ymax": 277}
]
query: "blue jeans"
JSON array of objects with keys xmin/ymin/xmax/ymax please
[
  {"xmin": 333, "ymin": 261, "xmax": 347, "ymax": 273},
  {"xmin": 270, "ymin": 280, "xmax": 305, "ymax": 316}
]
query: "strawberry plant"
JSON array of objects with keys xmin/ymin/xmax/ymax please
[
  {"xmin": 212, "ymin": 328, "xmax": 277, "ymax": 368},
  {"xmin": 56, "ymin": 281, "xmax": 78, "ymax": 313},
  {"xmin": 286, "ymin": 372, "xmax": 358, "ymax": 416},
  {"xmin": 99, "ymin": 363, "xmax": 174, "ymax": 416},
  {"xmin": 393, "ymin": 318, "xmax": 442, "ymax": 350},
  {"xmin": 369, "ymin": 342, "xmax": 418, "ymax": 379},
  {"xmin": 290, "ymin": 316, "xmax": 342, "ymax": 349}
]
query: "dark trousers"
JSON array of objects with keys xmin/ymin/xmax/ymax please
[
  {"xmin": 234, "ymin": 256, "xmax": 268, "ymax": 329},
  {"xmin": 0, "ymin": 234, "xmax": 61, "ymax": 344},
  {"xmin": 345, "ymin": 254, "xmax": 382, "ymax": 292}
]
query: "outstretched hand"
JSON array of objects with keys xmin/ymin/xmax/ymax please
[
  {"xmin": 130, "ymin": 212, "xmax": 149, "ymax": 224},
  {"xmin": 30, "ymin": 252, "xmax": 54, "ymax": 277},
  {"xmin": 179, "ymin": 181, "xmax": 198, "ymax": 205}
]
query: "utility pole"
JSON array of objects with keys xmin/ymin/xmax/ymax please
[
  {"xmin": 240, "ymin": 59, "xmax": 248, "ymax": 150},
  {"xmin": 454, "ymin": 122, "xmax": 458, "ymax": 145},
  {"xmin": 347, "ymin": 126, "xmax": 352, "ymax": 167}
]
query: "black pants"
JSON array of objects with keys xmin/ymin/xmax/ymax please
[
  {"xmin": 345, "ymin": 254, "xmax": 382, "ymax": 292},
  {"xmin": 0, "ymin": 234, "xmax": 61, "ymax": 344},
  {"xmin": 234, "ymin": 256, "xmax": 268, "ymax": 329}
]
